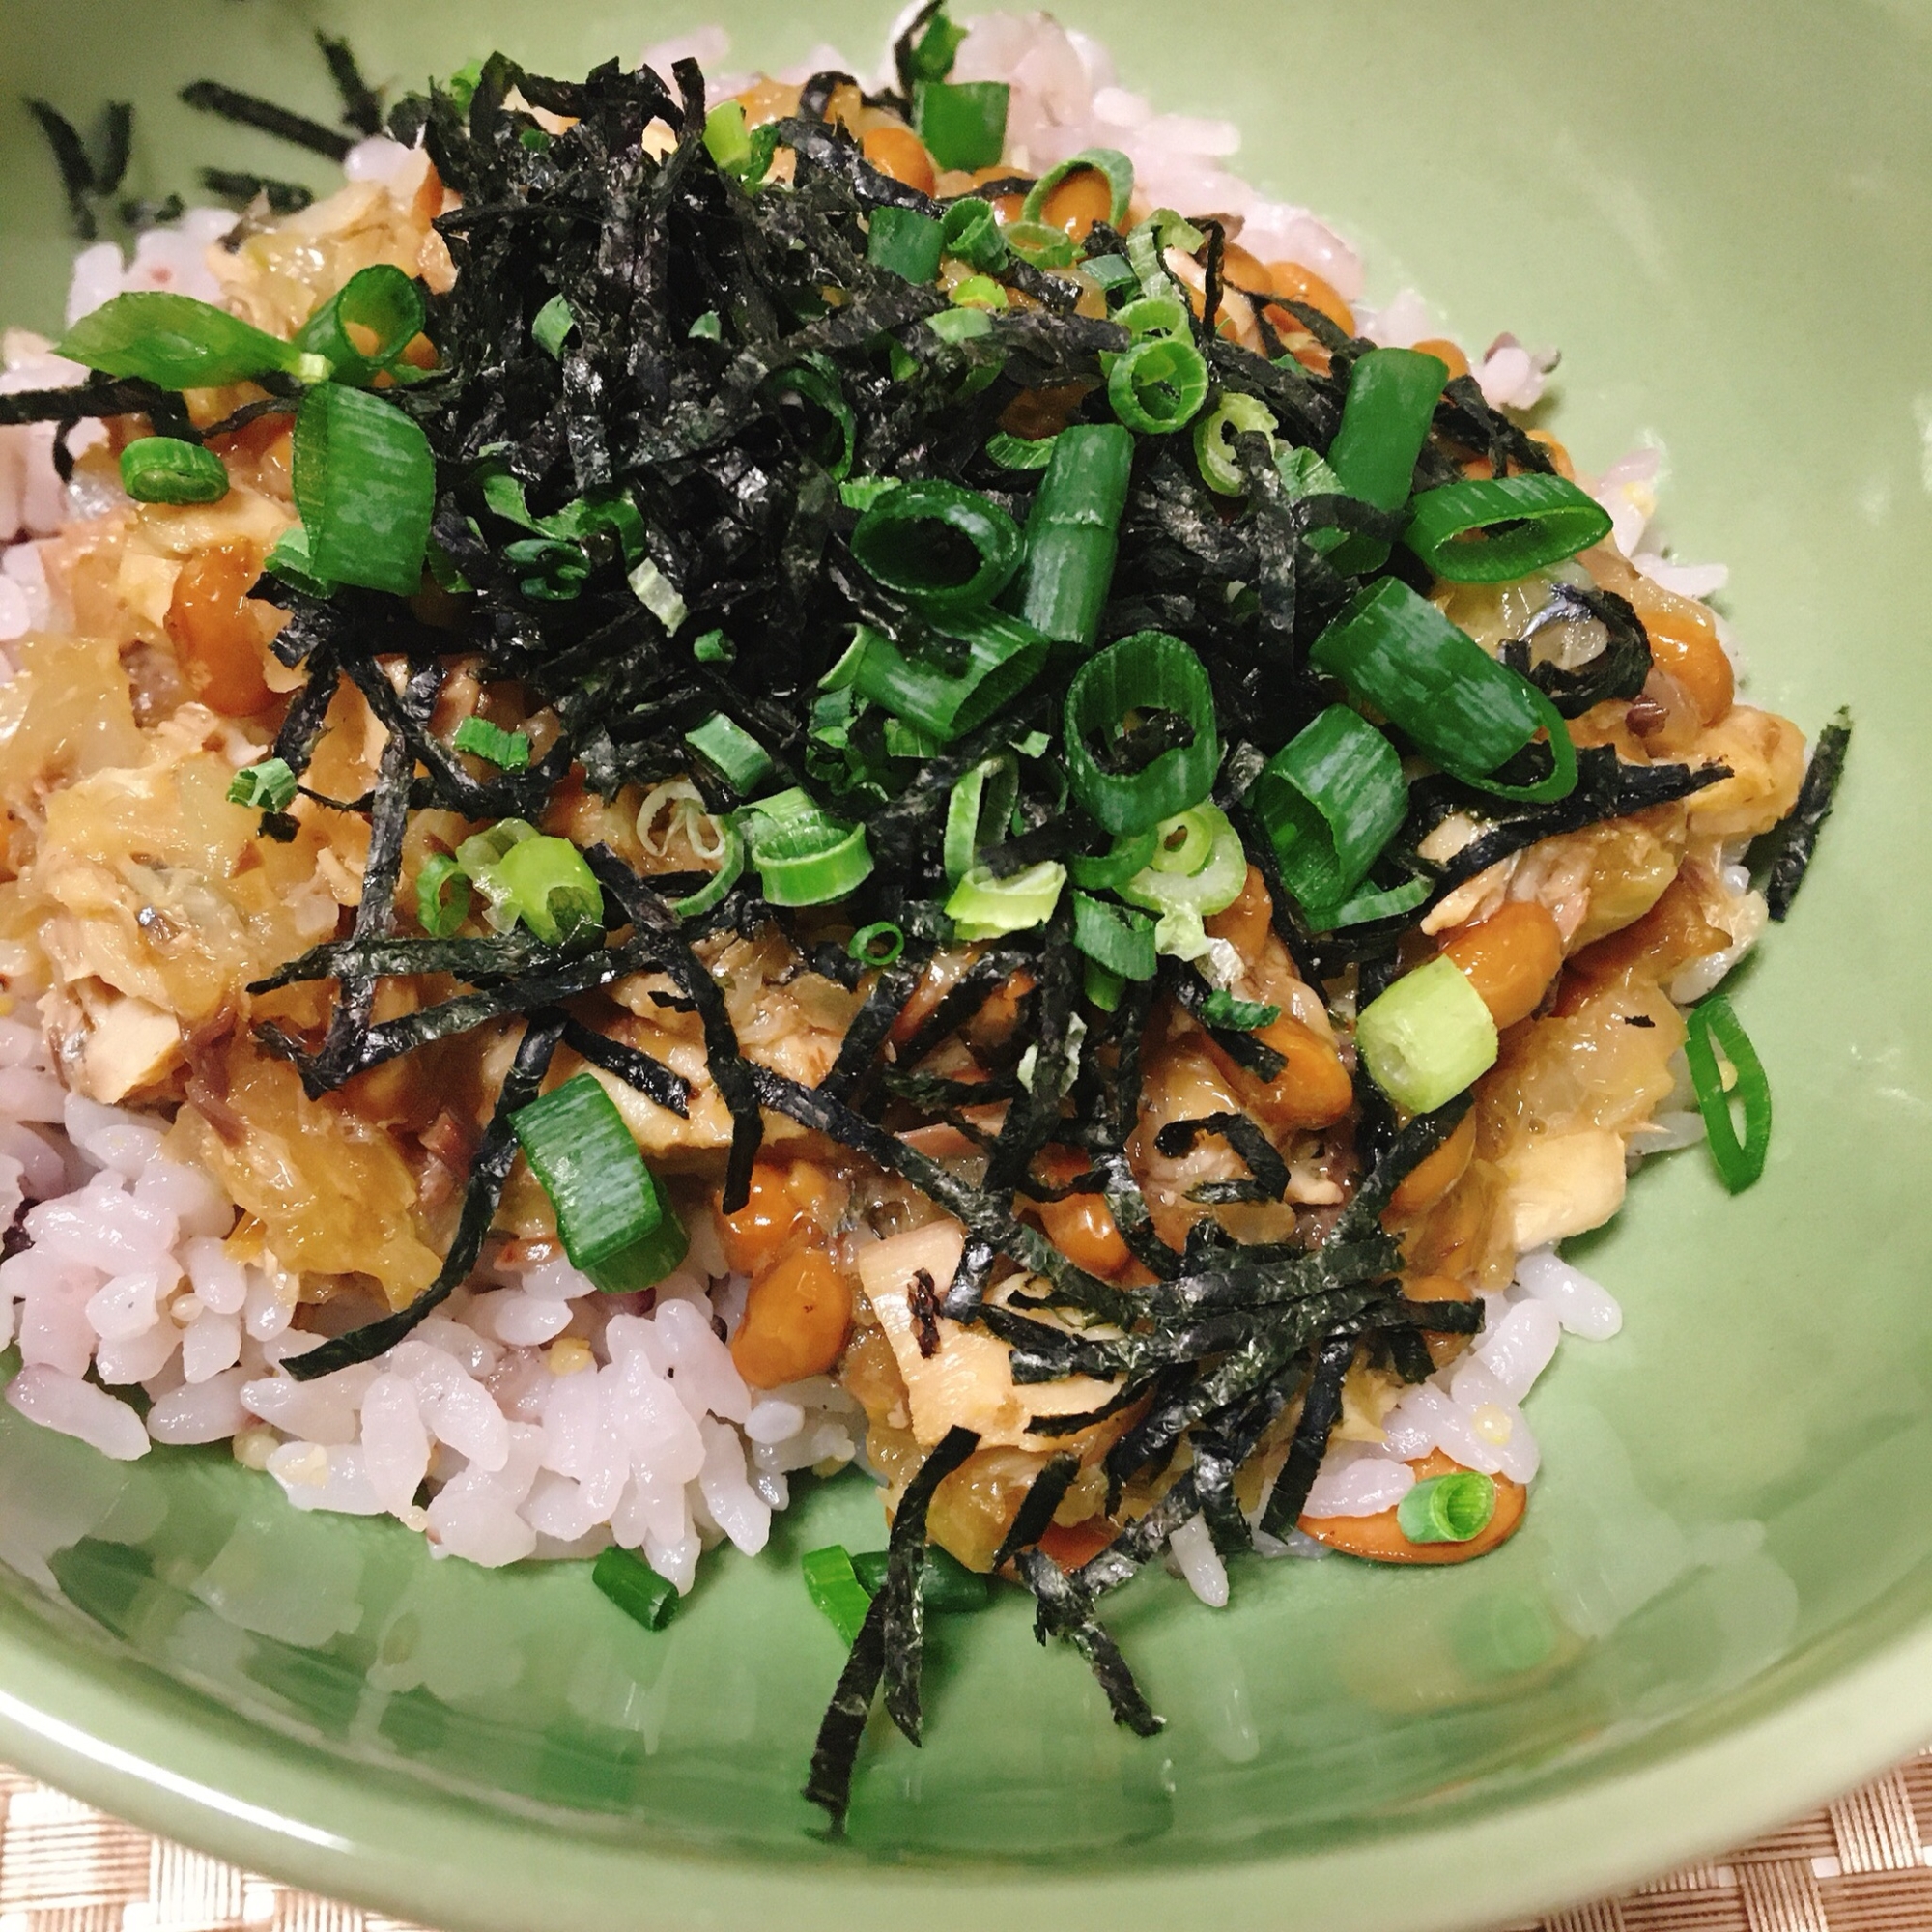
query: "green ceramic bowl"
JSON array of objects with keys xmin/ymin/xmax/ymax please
[{"xmin": 2, "ymin": 1, "xmax": 1930, "ymax": 1926}]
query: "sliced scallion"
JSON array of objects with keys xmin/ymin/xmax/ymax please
[
  {"xmin": 743, "ymin": 788, "xmax": 874, "ymax": 905},
  {"xmin": 867, "ymin": 204, "xmax": 945, "ymax": 285},
  {"xmin": 1356, "ymin": 955, "xmax": 1499, "ymax": 1114},
  {"xmin": 292, "ymin": 383, "xmax": 436, "ymax": 596},
  {"xmin": 120, "ymin": 436, "xmax": 229, "ymax": 505},
  {"xmin": 452, "ymin": 716, "xmax": 531, "ymax": 770},
  {"xmin": 1200, "ymin": 990, "xmax": 1279, "ymax": 1032},
  {"xmin": 1323, "ymin": 346, "xmax": 1450, "ymax": 575},
  {"xmin": 592, "ymin": 1545, "xmax": 679, "ymax": 1630},
  {"xmin": 1064, "ymin": 631, "xmax": 1221, "ymax": 836},
  {"xmin": 850, "ymin": 480, "xmax": 1022, "ymax": 619},
  {"xmin": 912, "ymin": 79, "xmax": 1009, "ymax": 171},
  {"xmin": 1117, "ymin": 803, "xmax": 1246, "ymax": 918},
  {"xmin": 1002, "ymin": 221, "xmax": 1077, "ymax": 270},
  {"xmin": 946, "ymin": 859, "xmax": 1066, "ymax": 940},
  {"xmin": 295, "ymin": 264, "xmax": 425, "ymax": 386},
  {"xmin": 1016, "ymin": 423, "xmax": 1133, "ymax": 651},
  {"xmin": 672, "ymin": 818, "xmax": 745, "ymax": 920},
  {"xmin": 1020, "ymin": 147, "xmax": 1134, "ymax": 230},
  {"xmin": 1309, "ymin": 579, "xmax": 1577, "ymax": 804},
  {"xmin": 1068, "ymin": 828, "xmax": 1158, "ymax": 892},
  {"xmin": 1404, "ymin": 473, "xmax": 1614, "ymax": 583},
  {"xmin": 849, "ymin": 1545, "xmax": 989, "ymax": 1611},
  {"xmin": 494, "ymin": 835, "xmax": 605, "ymax": 946},
  {"xmin": 1305, "ymin": 874, "xmax": 1430, "ymax": 931},
  {"xmin": 843, "ymin": 613, "xmax": 1047, "ymax": 744},
  {"xmin": 1072, "ymin": 890, "xmax": 1156, "ymax": 980},
  {"xmin": 949, "ymin": 273, "xmax": 1009, "ymax": 309},
  {"xmin": 943, "ymin": 753, "xmax": 1018, "ymax": 884},
  {"xmin": 226, "ymin": 758, "xmax": 297, "ymax": 810},
  {"xmin": 57, "ymin": 290, "xmax": 327, "ymax": 389},
  {"xmin": 703, "ymin": 99, "xmax": 753, "ymax": 173},
  {"xmin": 1193, "ymin": 392, "xmax": 1277, "ymax": 497},
  {"xmin": 1397, "ymin": 1471, "xmax": 1496, "ymax": 1545},
  {"xmin": 802, "ymin": 1544, "xmax": 873, "ymax": 1646},
  {"xmin": 1107, "ymin": 334, "xmax": 1209, "ymax": 436},
  {"xmin": 511, "ymin": 1073, "xmax": 688, "ymax": 1292},
  {"xmin": 684, "ymin": 711, "xmax": 775, "ymax": 793},
  {"xmin": 939, "ymin": 196, "xmax": 1007, "ymax": 272},
  {"xmin": 849, "ymin": 922, "xmax": 906, "ymax": 967},
  {"xmin": 1684, "ymin": 993, "xmax": 1772, "ymax": 1192},
  {"xmin": 1252, "ymin": 704, "xmax": 1407, "ymax": 916},
  {"xmin": 416, "ymin": 853, "xmax": 471, "ymax": 936}
]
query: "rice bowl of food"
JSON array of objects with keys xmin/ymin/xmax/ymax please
[{"xmin": 0, "ymin": 0, "xmax": 1923, "ymax": 1927}]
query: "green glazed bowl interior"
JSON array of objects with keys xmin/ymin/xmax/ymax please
[{"xmin": 2, "ymin": 2, "xmax": 1930, "ymax": 1927}]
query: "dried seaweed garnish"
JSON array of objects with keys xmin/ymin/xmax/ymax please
[
  {"xmin": 806, "ymin": 1424, "xmax": 980, "ymax": 1831},
  {"xmin": 558, "ymin": 1016, "xmax": 692, "ymax": 1117},
  {"xmin": 1257, "ymin": 1327, "xmax": 1353, "ymax": 1536},
  {"xmin": 1499, "ymin": 583, "xmax": 1651, "ymax": 718},
  {"xmin": 316, "ymin": 32, "xmax": 384, "ymax": 136},
  {"xmin": 200, "ymin": 169, "xmax": 315, "ymax": 215},
  {"xmin": 586, "ymin": 849, "xmax": 762, "ymax": 1211},
  {"xmin": 25, "ymin": 99, "xmax": 127, "ymax": 240},
  {"xmin": 1154, "ymin": 1111, "xmax": 1291, "ymax": 1204},
  {"xmin": 179, "ymin": 79, "xmax": 355, "ymax": 160},
  {"xmin": 0, "ymin": 379, "xmax": 168, "ymax": 428},
  {"xmin": 1757, "ymin": 708, "xmax": 1851, "ymax": 922},
  {"xmin": 1404, "ymin": 749, "xmax": 1732, "ymax": 902},
  {"xmin": 283, "ymin": 1013, "xmax": 566, "ymax": 1381},
  {"xmin": 1016, "ymin": 1550, "xmax": 1163, "ymax": 1735},
  {"xmin": 990, "ymin": 1451, "xmax": 1081, "ymax": 1568}
]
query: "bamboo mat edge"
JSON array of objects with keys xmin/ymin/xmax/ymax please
[{"xmin": 5, "ymin": 1751, "xmax": 1932, "ymax": 1932}]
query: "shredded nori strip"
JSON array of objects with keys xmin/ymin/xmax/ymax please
[
  {"xmin": 805, "ymin": 1424, "xmax": 979, "ymax": 1831},
  {"xmin": 989, "ymin": 1452, "xmax": 1082, "ymax": 1569},
  {"xmin": 1758, "ymin": 708, "xmax": 1851, "ymax": 922},
  {"xmin": 316, "ymin": 32, "xmax": 384, "ymax": 136},
  {"xmin": 283, "ymin": 1013, "xmax": 566, "ymax": 1381},
  {"xmin": 557, "ymin": 1016, "xmax": 693, "ymax": 1117},
  {"xmin": 1499, "ymin": 583, "xmax": 1652, "ymax": 718},
  {"xmin": 1017, "ymin": 1549, "xmax": 1164, "ymax": 1735},
  {"xmin": 179, "ymin": 79, "xmax": 355, "ymax": 161},
  {"xmin": 1258, "ymin": 1327, "xmax": 1354, "ymax": 1536},
  {"xmin": 200, "ymin": 168, "xmax": 315, "ymax": 215},
  {"xmin": 1154, "ymin": 1111, "xmax": 1292, "ymax": 1205}
]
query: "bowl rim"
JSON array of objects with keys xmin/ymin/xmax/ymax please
[{"xmin": 1, "ymin": 1562, "xmax": 1929, "ymax": 1932}]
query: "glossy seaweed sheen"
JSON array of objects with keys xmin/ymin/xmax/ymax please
[{"xmin": 1, "ymin": 1, "xmax": 1931, "ymax": 1927}]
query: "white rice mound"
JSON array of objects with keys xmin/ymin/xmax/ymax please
[{"xmin": 0, "ymin": 12, "xmax": 1745, "ymax": 1594}]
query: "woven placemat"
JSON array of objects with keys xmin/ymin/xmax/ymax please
[{"xmin": 6, "ymin": 1753, "xmax": 1932, "ymax": 1932}]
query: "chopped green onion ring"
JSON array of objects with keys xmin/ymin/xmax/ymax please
[
  {"xmin": 1404, "ymin": 473, "xmax": 1615, "ymax": 584},
  {"xmin": 295, "ymin": 263, "xmax": 426, "ymax": 386},
  {"xmin": 1309, "ymin": 578, "xmax": 1577, "ymax": 804},
  {"xmin": 946, "ymin": 859, "xmax": 1066, "ymax": 941},
  {"xmin": 1252, "ymin": 703, "xmax": 1408, "ymax": 913},
  {"xmin": 802, "ymin": 1545, "xmax": 872, "ymax": 1646},
  {"xmin": 743, "ymin": 788, "xmax": 875, "ymax": 906},
  {"xmin": 1398, "ymin": 1471, "xmax": 1497, "ymax": 1544},
  {"xmin": 986, "ymin": 431, "xmax": 1056, "ymax": 469},
  {"xmin": 452, "ymin": 716, "xmax": 531, "ymax": 770},
  {"xmin": 850, "ymin": 479, "xmax": 1023, "ymax": 618},
  {"xmin": 1193, "ymin": 391, "xmax": 1277, "ymax": 497},
  {"xmin": 672, "ymin": 818, "xmax": 746, "ymax": 920},
  {"xmin": 868, "ymin": 203, "xmax": 946, "ymax": 284},
  {"xmin": 494, "ymin": 835, "xmax": 606, "ymax": 945},
  {"xmin": 684, "ymin": 710, "xmax": 775, "ymax": 793},
  {"xmin": 944, "ymin": 753, "xmax": 1019, "ymax": 885},
  {"xmin": 1355, "ymin": 954, "xmax": 1499, "ymax": 1114},
  {"xmin": 1118, "ymin": 804, "xmax": 1247, "ymax": 918},
  {"xmin": 120, "ymin": 436, "xmax": 229, "ymax": 505},
  {"xmin": 939, "ymin": 196, "xmax": 1007, "ymax": 272},
  {"xmin": 1684, "ymin": 992, "xmax": 1772, "ymax": 1192},
  {"xmin": 510, "ymin": 1073, "xmax": 687, "ymax": 1293},
  {"xmin": 1071, "ymin": 891, "xmax": 1156, "ymax": 980},
  {"xmin": 849, "ymin": 922, "xmax": 907, "ymax": 967},
  {"xmin": 592, "ymin": 1545, "xmax": 679, "ymax": 1630},
  {"xmin": 1068, "ymin": 828, "xmax": 1158, "ymax": 892},
  {"xmin": 415, "ymin": 853, "xmax": 471, "ymax": 937},
  {"xmin": 1107, "ymin": 335, "xmax": 1210, "ymax": 435},
  {"xmin": 1021, "ymin": 147, "xmax": 1134, "ymax": 230},
  {"xmin": 226, "ymin": 758, "xmax": 297, "ymax": 810},
  {"xmin": 1064, "ymin": 631, "xmax": 1221, "ymax": 836},
  {"xmin": 292, "ymin": 383, "xmax": 436, "ymax": 596},
  {"xmin": 843, "ymin": 613, "xmax": 1046, "ymax": 744}
]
